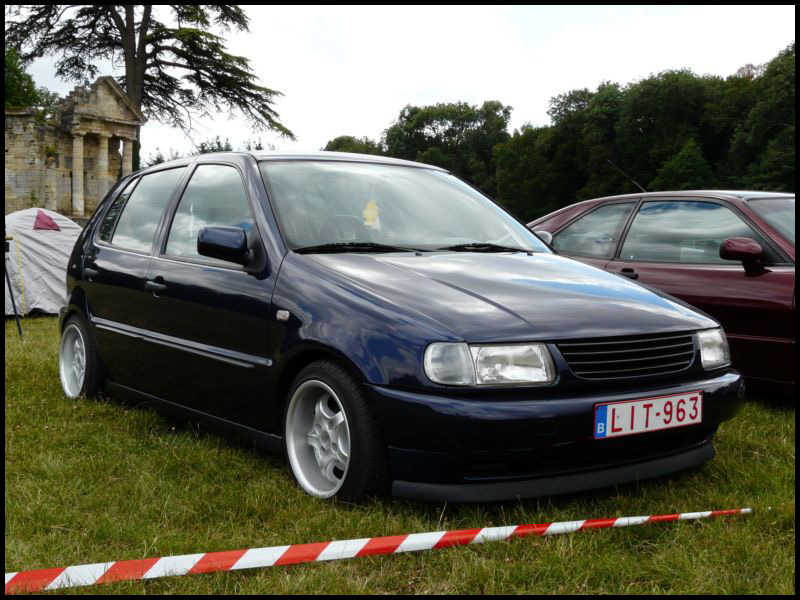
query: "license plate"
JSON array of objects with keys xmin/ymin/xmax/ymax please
[{"xmin": 594, "ymin": 391, "xmax": 703, "ymax": 439}]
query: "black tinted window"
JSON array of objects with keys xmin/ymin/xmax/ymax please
[
  {"xmin": 98, "ymin": 178, "xmax": 138, "ymax": 242},
  {"xmin": 620, "ymin": 200, "xmax": 770, "ymax": 263},
  {"xmin": 110, "ymin": 168, "xmax": 185, "ymax": 252},
  {"xmin": 553, "ymin": 203, "xmax": 635, "ymax": 257},
  {"xmin": 165, "ymin": 164, "xmax": 254, "ymax": 260}
]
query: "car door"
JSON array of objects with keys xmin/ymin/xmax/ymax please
[
  {"xmin": 606, "ymin": 198, "xmax": 795, "ymax": 386},
  {"xmin": 84, "ymin": 167, "xmax": 187, "ymax": 387},
  {"xmin": 137, "ymin": 161, "xmax": 277, "ymax": 425},
  {"xmin": 550, "ymin": 200, "xmax": 638, "ymax": 270}
]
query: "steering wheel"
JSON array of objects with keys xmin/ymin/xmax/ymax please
[{"xmin": 319, "ymin": 215, "xmax": 371, "ymax": 243}]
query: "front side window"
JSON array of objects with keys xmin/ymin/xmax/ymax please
[
  {"xmin": 620, "ymin": 200, "xmax": 771, "ymax": 264},
  {"xmin": 553, "ymin": 202, "xmax": 635, "ymax": 257},
  {"xmin": 747, "ymin": 196, "xmax": 795, "ymax": 246},
  {"xmin": 165, "ymin": 164, "xmax": 254, "ymax": 260},
  {"xmin": 110, "ymin": 168, "xmax": 186, "ymax": 252},
  {"xmin": 259, "ymin": 161, "xmax": 549, "ymax": 252}
]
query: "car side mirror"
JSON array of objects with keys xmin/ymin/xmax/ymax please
[
  {"xmin": 535, "ymin": 230, "xmax": 553, "ymax": 245},
  {"xmin": 720, "ymin": 237, "xmax": 764, "ymax": 273},
  {"xmin": 197, "ymin": 226, "xmax": 252, "ymax": 265}
]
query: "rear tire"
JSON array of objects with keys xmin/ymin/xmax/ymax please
[
  {"xmin": 58, "ymin": 314, "xmax": 102, "ymax": 399},
  {"xmin": 284, "ymin": 360, "xmax": 384, "ymax": 502}
]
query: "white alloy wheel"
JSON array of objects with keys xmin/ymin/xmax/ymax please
[
  {"xmin": 285, "ymin": 379, "xmax": 352, "ymax": 497},
  {"xmin": 59, "ymin": 323, "xmax": 87, "ymax": 398}
]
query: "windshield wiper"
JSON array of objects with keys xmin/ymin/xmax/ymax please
[
  {"xmin": 294, "ymin": 242, "xmax": 424, "ymax": 254},
  {"xmin": 437, "ymin": 242, "xmax": 531, "ymax": 253}
]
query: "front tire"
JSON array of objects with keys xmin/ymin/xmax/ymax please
[
  {"xmin": 284, "ymin": 360, "xmax": 383, "ymax": 501},
  {"xmin": 58, "ymin": 315, "xmax": 101, "ymax": 399}
]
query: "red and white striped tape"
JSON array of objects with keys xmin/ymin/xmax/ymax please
[{"xmin": 4, "ymin": 508, "xmax": 751, "ymax": 594}]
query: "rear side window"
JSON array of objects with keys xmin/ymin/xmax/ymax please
[
  {"xmin": 619, "ymin": 200, "xmax": 777, "ymax": 264},
  {"xmin": 164, "ymin": 164, "xmax": 254, "ymax": 260},
  {"xmin": 109, "ymin": 168, "xmax": 186, "ymax": 252},
  {"xmin": 553, "ymin": 202, "xmax": 635, "ymax": 257}
]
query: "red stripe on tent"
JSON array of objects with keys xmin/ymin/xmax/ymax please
[
  {"xmin": 512, "ymin": 523, "xmax": 551, "ymax": 537},
  {"xmin": 95, "ymin": 557, "xmax": 160, "ymax": 584},
  {"xmin": 355, "ymin": 535, "xmax": 409, "ymax": 556},
  {"xmin": 274, "ymin": 542, "xmax": 331, "ymax": 566},
  {"xmin": 648, "ymin": 513, "xmax": 680, "ymax": 523},
  {"xmin": 434, "ymin": 528, "xmax": 482, "ymax": 548},
  {"xmin": 580, "ymin": 518, "xmax": 618, "ymax": 530},
  {"xmin": 5, "ymin": 567, "xmax": 65, "ymax": 594},
  {"xmin": 189, "ymin": 549, "xmax": 249, "ymax": 574}
]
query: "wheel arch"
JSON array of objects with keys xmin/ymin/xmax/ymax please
[{"xmin": 272, "ymin": 344, "xmax": 368, "ymax": 428}]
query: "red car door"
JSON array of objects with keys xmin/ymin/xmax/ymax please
[{"xmin": 606, "ymin": 198, "xmax": 794, "ymax": 391}]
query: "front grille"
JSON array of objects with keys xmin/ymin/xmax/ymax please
[
  {"xmin": 463, "ymin": 427, "xmax": 712, "ymax": 481},
  {"xmin": 557, "ymin": 332, "xmax": 695, "ymax": 380}
]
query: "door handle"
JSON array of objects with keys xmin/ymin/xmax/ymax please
[
  {"xmin": 619, "ymin": 267, "xmax": 639, "ymax": 280},
  {"xmin": 145, "ymin": 278, "xmax": 167, "ymax": 293},
  {"xmin": 84, "ymin": 267, "xmax": 99, "ymax": 279}
]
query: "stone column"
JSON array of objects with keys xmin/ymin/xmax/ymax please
[
  {"xmin": 122, "ymin": 138, "xmax": 134, "ymax": 176},
  {"xmin": 96, "ymin": 133, "xmax": 111, "ymax": 199},
  {"xmin": 71, "ymin": 132, "xmax": 85, "ymax": 216},
  {"xmin": 44, "ymin": 156, "xmax": 57, "ymax": 211}
]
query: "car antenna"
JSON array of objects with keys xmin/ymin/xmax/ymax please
[{"xmin": 606, "ymin": 159, "xmax": 647, "ymax": 193}]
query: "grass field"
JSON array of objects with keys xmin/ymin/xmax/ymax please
[{"xmin": 4, "ymin": 316, "xmax": 795, "ymax": 594}]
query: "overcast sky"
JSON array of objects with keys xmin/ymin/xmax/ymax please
[{"xmin": 23, "ymin": 5, "xmax": 796, "ymax": 160}]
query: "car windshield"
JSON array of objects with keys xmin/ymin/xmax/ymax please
[
  {"xmin": 748, "ymin": 196, "xmax": 795, "ymax": 246},
  {"xmin": 259, "ymin": 160, "xmax": 549, "ymax": 253}
]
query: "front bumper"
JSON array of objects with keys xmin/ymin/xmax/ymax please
[{"xmin": 366, "ymin": 370, "xmax": 743, "ymax": 502}]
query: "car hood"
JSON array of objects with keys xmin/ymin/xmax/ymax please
[{"xmin": 306, "ymin": 252, "xmax": 717, "ymax": 342}]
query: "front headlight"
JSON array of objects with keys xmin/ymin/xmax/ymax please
[
  {"xmin": 423, "ymin": 342, "xmax": 475, "ymax": 385},
  {"xmin": 424, "ymin": 342, "xmax": 555, "ymax": 386},
  {"xmin": 697, "ymin": 328, "xmax": 731, "ymax": 370}
]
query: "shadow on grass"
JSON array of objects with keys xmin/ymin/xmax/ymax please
[
  {"xmin": 745, "ymin": 395, "xmax": 795, "ymax": 414},
  {"xmin": 94, "ymin": 386, "xmax": 735, "ymax": 526}
]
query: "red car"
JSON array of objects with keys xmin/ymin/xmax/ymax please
[{"xmin": 529, "ymin": 191, "xmax": 795, "ymax": 395}]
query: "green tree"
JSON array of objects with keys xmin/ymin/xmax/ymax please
[
  {"xmin": 244, "ymin": 137, "xmax": 272, "ymax": 152},
  {"xmin": 195, "ymin": 136, "xmax": 233, "ymax": 154},
  {"xmin": 383, "ymin": 101, "xmax": 512, "ymax": 196},
  {"xmin": 144, "ymin": 147, "xmax": 183, "ymax": 167},
  {"xmin": 547, "ymin": 88, "xmax": 593, "ymax": 125},
  {"xmin": 5, "ymin": 47, "xmax": 39, "ymax": 108},
  {"xmin": 649, "ymin": 139, "xmax": 714, "ymax": 190},
  {"xmin": 6, "ymin": 5, "xmax": 294, "ymax": 168},
  {"xmin": 727, "ymin": 43, "xmax": 795, "ymax": 191},
  {"xmin": 494, "ymin": 125, "xmax": 558, "ymax": 220},
  {"xmin": 578, "ymin": 82, "xmax": 629, "ymax": 198},
  {"xmin": 323, "ymin": 135, "xmax": 384, "ymax": 155},
  {"xmin": 615, "ymin": 70, "xmax": 710, "ymax": 188}
]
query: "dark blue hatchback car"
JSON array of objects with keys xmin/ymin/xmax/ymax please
[{"xmin": 59, "ymin": 152, "xmax": 743, "ymax": 502}]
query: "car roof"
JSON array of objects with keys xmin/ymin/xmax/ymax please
[
  {"xmin": 527, "ymin": 189, "xmax": 795, "ymax": 228},
  {"xmin": 139, "ymin": 150, "xmax": 447, "ymax": 173},
  {"xmin": 253, "ymin": 150, "xmax": 447, "ymax": 170},
  {"xmin": 586, "ymin": 190, "xmax": 794, "ymax": 202}
]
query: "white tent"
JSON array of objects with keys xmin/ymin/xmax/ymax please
[{"xmin": 5, "ymin": 208, "xmax": 82, "ymax": 316}]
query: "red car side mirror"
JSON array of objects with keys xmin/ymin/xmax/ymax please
[{"xmin": 720, "ymin": 237, "xmax": 764, "ymax": 273}]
